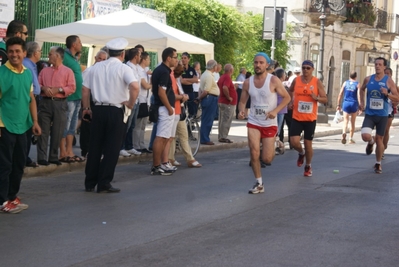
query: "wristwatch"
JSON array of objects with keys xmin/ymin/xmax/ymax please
[{"xmin": 58, "ymin": 88, "xmax": 64, "ymax": 93}]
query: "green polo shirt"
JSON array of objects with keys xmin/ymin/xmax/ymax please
[
  {"xmin": 63, "ymin": 50, "xmax": 83, "ymax": 101},
  {"xmin": 0, "ymin": 61, "xmax": 33, "ymax": 134}
]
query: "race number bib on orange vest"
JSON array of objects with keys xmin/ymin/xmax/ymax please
[{"xmin": 298, "ymin": 101, "xmax": 313, "ymax": 113}]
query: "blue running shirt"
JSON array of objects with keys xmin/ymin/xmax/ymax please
[{"xmin": 365, "ymin": 74, "xmax": 389, "ymax": 116}]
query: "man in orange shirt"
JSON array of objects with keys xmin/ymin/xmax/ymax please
[{"xmin": 289, "ymin": 60, "xmax": 327, "ymax": 177}]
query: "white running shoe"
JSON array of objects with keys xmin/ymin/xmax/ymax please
[
  {"xmin": 119, "ymin": 150, "xmax": 131, "ymax": 157},
  {"xmin": 127, "ymin": 148, "xmax": 142, "ymax": 155}
]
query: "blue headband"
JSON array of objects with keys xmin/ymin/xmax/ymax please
[
  {"xmin": 254, "ymin": 52, "xmax": 271, "ymax": 64},
  {"xmin": 302, "ymin": 60, "xmax": 314, "ymax": 68}
]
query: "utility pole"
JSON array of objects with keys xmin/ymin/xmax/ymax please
[{"xmin": 270, "ymin": 0, "xmax": 276, "ymax": 59}]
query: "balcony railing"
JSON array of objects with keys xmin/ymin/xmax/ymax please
[{"xmin": 376, "ymin": 9, "xmax": 388, "ymax": 30}]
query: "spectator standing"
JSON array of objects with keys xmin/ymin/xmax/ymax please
[
  {"xmin": 192, "ymin": 61, "xmax": 201, "ymax": 112},
  {"xmin": 0, "ymin": 37, "xmax": 41, "ymax": 213},
  {"xmin": 23, "ymin": 41, "xmax": 42, "ymax": 168},
  {"xmin": 217, "ymin": 64, "xmax": 237, "ymax": 143},
  {"xmin": 181, "ymin": 52, "xmax": 199, "ymax": 118},
  {"xmin": 133, "ymin": 51, "xmax": 152, "ymax": 153},
  {"xmin": 61, "ymin": 35, "xmax": 84, "ymax": 162},
  {"xmin": 82, "ymin": 38, "xmax": 139, "ymax": 193},
  {"xmin": 235, "ymin": 67, "xmax": 247, "ymax": 119},
  {"xmin": 120, "ymin": 48, "xmax": 142, "ymax": 157},
  {"xmin": 0, "ymin": 20, "xmax": 28, "ymax": 65},
  {"xmin": 196, "ymin": 60, "xmax": 220, "ymax": 145},
  {"xmin": 150, "ymin": 47, "xmax": 177, "ymax": 175},
  {"xmin": 37, "ymin": 47, "xmax": 76, "ymax": 166},
  {"xmin": 274, "ymin": 68, "xmax": 288, "ymax": 154}
]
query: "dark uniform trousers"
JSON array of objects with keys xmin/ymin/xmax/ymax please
[
  {"xmin": 85, "ymin": 105, "xmax": 126, "ymax": 191},
  {"xmin": 37, "ymin": 98, "xmax": 67, "ymax": 162},
  {"xmin": 0, "ymin": 127, "xmax": 27, "ymax": 203}
]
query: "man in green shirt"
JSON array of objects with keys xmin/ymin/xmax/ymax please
[
  {"xmin": 60, "ymin": 35, "xmax": 84, "ymax": 163},
  {"xmin": 0, "ymin": 37, "xmax": 41, "ymax": 213}
]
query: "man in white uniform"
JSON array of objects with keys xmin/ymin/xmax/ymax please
[
  {"xmin": 82, "ymin": 38, "xmax": 139, "ymax": 193},
  {"xmin": 238, "ymin": 52, "xmax": 290, "ymax": 194}
]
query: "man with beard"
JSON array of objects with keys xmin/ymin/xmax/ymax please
[{"xmin": 238, "ymin": 52, "xmax": 290, "ymax": 194}]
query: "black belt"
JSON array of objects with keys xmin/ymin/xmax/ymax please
[
  {"xmin": 94, "ymin": 102, "xmax": 121, "ymax": 108},
  {"xmin": 208, "ymin": 94, "xmax": 219, "ymax": 97},
  {"xmin": 42, "ymin": 97, "xmax": 66, "ymax": 101}
]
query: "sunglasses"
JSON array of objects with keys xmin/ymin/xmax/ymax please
[
  {"xmin": 302, "ymin": 66, "xmax": 312, "ymax": 70},
  {"xmin": 21, "ymin": 31, "xmax": 28, "ymax": 36}
]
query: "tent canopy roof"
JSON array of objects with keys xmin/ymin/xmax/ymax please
[{"xmin": 35, "ymin": 8, "xmax": 214, "ymax": 58}]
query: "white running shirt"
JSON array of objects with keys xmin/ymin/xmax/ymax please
[{"xmin": 247, "ymin": 73, "xmax": 277, "ymax": 127}]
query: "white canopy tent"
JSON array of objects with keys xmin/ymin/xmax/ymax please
[{"xmin": 35, "ymin": 8, "xmax": 214, "ymax": 66}]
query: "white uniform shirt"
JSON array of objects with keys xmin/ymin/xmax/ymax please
[
  {"xmin": 137, "ymin": 64, "xmax": 150, "ymax": 104},
  {"xmin": 236, "ymin": 73, "xmax": 246, "ymax": 89},
  {"xmin": 247, "ymin": 74, "xmax": 277, "ymax": 128},
  {"xmin": 126, "ymin": 61, "xmax": 140, "ymax": 104},
  {"xmin": 83, "ymin": 57, "xmax": 137, "ymax": 108}
]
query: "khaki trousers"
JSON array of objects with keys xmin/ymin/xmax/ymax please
[
  {"xmin": 218, "ymin": 103, "xmax": 235, "ymax": 140},
  {"xmin": 169, "ymin": 120, "xmax": 195, "ymax": 162}
]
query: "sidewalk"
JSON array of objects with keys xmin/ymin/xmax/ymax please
[{"xmin": 23, "ymin": 113, "xmax": 399, "ymax": 178}]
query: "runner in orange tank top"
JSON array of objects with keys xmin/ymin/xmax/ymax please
[{"xmin": 288, "ymin": 60, "xmax": 327, "ymax": 177}]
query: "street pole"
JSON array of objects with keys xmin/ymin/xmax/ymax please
[
  {"xmin": 312, "ymin": 0, "xmax": 345, "ymax": 123},
  {"xmin": 271, "ymin": 0, "xmax": 276, "ymax": 59}
]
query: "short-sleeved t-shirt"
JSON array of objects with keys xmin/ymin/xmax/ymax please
[
  {"xmin": 151, "ymin": 63, "xmax": 175, "ymax": 107},
  {"xmin": 181, "ymin": 65, "xmax": 196, "ymax": 94},
  {"xmin": 217, "ymin": 73, "xmax": 237, "ymax": 105}
]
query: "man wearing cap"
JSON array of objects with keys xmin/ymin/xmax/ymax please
[
  {"xmin": 196, "ymin": 60, "xmax": 220, "ymax": 145},
  {"xmin": 82, "ymin": 38, "xmax": 139, "ymax": 193},
  {"xmin": 180, "ymin": 52, "xmax": 199, "ymax": 118},
  {"xmin": 289, "ymin": 60, "xmax": 328, "ymax": 177},
  {"xmin": 235, "ymin": 67, "xmax": 247, "ymax": 119},
  {"xmin": 238, "ymin": 52, "xmax": 290, "ymax": 194},
  {"xmin": 150, "ymin": 47, "xmax": 178, "ymax": 175}
]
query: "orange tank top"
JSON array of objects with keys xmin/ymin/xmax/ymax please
[
  {"xmin": 170, "ymin": 73, "xmax": 181, "ymax": 115},
  {"xmin": 293, "ymin": 76, "xmax": 319, "ymax": 121}
]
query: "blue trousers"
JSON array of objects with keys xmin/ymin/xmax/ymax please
[
  {"xmin": 122, "ymin": 103, "xmax": 139, "ymax": 150},
  {"xmin": 200, "ymin": 95, "xmax": 218, "ymax": 143}
]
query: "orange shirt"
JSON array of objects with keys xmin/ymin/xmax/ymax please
[
  {"xmin": 292, "ymin": 76, "xmax": 319, "ymax": 121},
  {"xmin": 170, "ymin": 72, "xmax": 181, "ymax": 115}
]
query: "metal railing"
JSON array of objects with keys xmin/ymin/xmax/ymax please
[{"xmin": 376, "ymin": 9, "xmax": 388, "ymax": 30}]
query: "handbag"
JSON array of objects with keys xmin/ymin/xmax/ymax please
[
  {"xmin": 180, "ymin": 104, "xmax": 187, "ymax": 121},
  {"xmin": 137, "ymin": 103, "xmax": 149, "ymax": 118},
  {"xmin": 148, "ymin": 104, "xmax": 159, "ymax": 123}
]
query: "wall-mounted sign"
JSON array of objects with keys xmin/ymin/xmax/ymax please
[{"xmin": 393, "ymin": 51, "xmax": 398, "ymax": 61}]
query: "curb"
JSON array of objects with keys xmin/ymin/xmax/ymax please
[{"xmin": 22, "ymin": 121, "xmax": 399, "ymax": 179}]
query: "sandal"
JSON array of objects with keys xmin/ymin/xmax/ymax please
[
  {"xmin": 188, "ymin": 160, "xmax": 202, "ymax": 168},
  {"xmin": 59, "ymin": 157, "xmax": 75, "ymax": 163},
  {"xmin": 71, "ymin": 155, "xmax": 85, "ymax": 162},
  {"xmin": 219, "ymin": 138, "xmax": 233, "ymax": 143}
]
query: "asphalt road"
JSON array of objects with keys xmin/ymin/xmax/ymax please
[{"xmin": 1, "ymin": 128, "xmax": 399, "ymax": 267}]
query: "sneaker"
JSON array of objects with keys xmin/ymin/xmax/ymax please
[
  {"xmin": 119, "ymin": 150, "xmax": 131, "ymax": 157},
  {"xmin": 366, "ymin": 142, "xmax": 374, "ymax": 155},
  {"xmin": 0, "ymin": 201, "xmax": 23, "ymax": 214},
  {"xmin": 151, "ymin": 165, "xmax": 173, "ymax": 176},
  {"xmin": 140, "ymin": 148, "xmax": 152, "ymax": 154},
  {"xmin": 127, "ymin": 148, "xmax": 142, "ymax": 155},
  {"xmin": 374, "ymin": 163, "xmax": 382, "ymax": 174},
  {"xmin": 10, "ymin": 197, "xmax": 28, "ymax": 210},
  {"xmin": 341, "ymin": 133, "xmax": 347, "ymax": 144},
  {"xmin": 248, "ymin": 182, "xmax": 264, "ymax": 194},
  {"xmin": 278, "ymin": 141, "xmax": 285, "ymax": 155},
  {"xmin": 297, "ymin": 153, "xmax": 305, "ymax": 167},
  {"xmin": 162, "ymin": 162, "xmax": 177, "ymax": 172},
  {"xmin": 304, "ymin": 165, "xmax": 312, "ymax": 177},
  {"xmin": 349, "ymin": 139, "xmax": 356, "ymax": 144}
]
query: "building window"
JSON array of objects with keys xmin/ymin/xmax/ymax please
[
  {"xmin": 310, "ymin": 44, "xmax": 319, "ymax": 76},
  {"xmin": 341, "ymin": 50, "xmax": 351, "ymax": 85}
]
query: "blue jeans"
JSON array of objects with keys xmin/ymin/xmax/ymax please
[
  {"xmin": 64, "ymin": 100, "xmax": 81, "ymax": 137},
  {"xmin": 186, "ymin": 92, "xmax": 198, "ymax": 118},
  {"xmin": 122, "ymin": 103, "xmax": 139, "ymax": 150},
  {"xmin": 200, "ymin": 95, "xmax": 218, "ymax": 143}
]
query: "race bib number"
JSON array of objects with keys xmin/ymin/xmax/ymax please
[
  {"xmin": 254, "ymin": 105, "xmax": 268, "ymax": 119},
  {"xmin": 369, "ymin": 98, "xmax": 383, "ymax": 110},
  {"xmin": 298, "ymin": 101, "xmax": 313, "ymax": 113}
]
